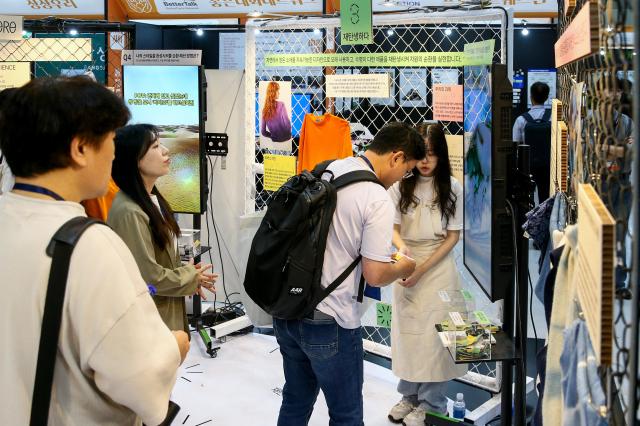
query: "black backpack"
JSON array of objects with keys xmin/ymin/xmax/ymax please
[
  {"xmin": 244, "ymin": 160, "xmax": 383, "ymax": 320},
  {"xmin": 523, "ymin": 109, "xmax": 552, "ymax": 165}
]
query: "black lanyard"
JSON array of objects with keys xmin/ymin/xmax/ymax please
[
  {"xmin": 358, "ymin": 155, "xmax": 375, "ymax": 173},
  {"xmin": 13, "ymin": 183, "xmax": 65, "ymax": 201}
]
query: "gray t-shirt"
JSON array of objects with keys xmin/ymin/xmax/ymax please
[{"xmin": 316, "ymin": 157, "xmax": 395, "ymax": 329}]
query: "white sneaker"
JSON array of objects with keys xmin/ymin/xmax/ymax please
[
  {"xmin": 388, "ymin": 400, "xmax": 416, "ymax": 423},
  {"xmin": 401, "ymin": 406, "xmax": 427, "ymax": 426}
]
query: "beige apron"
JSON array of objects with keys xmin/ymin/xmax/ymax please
[{"xmin": 391, "ymin": 197, "xmax": 467, "ymax": 383}]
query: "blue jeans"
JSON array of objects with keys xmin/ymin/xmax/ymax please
[
  {"xmin": 398, "ymin": 379, "xmax": 448, "ymax": 414},
  {"xmin": 559, "ymin": 319, "xmax": 608, "ymax": 426},
  {"xmin": 273, "ymin": 316, "xmax": 364, "ymax": 426}
]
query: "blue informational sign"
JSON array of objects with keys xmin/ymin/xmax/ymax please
[{"xmin": 527, "ymin": 68, "xmax": 556, "ymax": 108}]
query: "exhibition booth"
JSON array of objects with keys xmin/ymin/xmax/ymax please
[{"xmin": 0, "ymin": 0, "xmax": 638, "ymax": 424}]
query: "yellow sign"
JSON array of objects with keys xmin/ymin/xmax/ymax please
[
  {"xmin": 463, "ymin": 39, "xmax": 496, "ymax": 66},
  {"xmin": 265, "ymin": 52, "xmax": 465, "ymax": 68},
  {"xmin": 0, "ymin": 62, "xmax": 30, "ymax": 90},
  {"xmin": 263, "ymin": 154, "xmax": 297, "ymax": 191}
]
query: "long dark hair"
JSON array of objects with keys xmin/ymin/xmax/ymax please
[
  {"xmin": 399, "ymin": 123, "xmax": 457, "ymax": 224},
  {"xmin": 112, "ymin": 124, "xmax": 180, "ymax": 249}
]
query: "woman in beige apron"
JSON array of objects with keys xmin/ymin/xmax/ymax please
[{"xmin": 387, "ymin": 123, "xmax": 467, "ymax": 426}]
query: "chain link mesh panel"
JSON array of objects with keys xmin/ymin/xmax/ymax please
[
  {"xmin": 557, "ymin": 0, "xmax": 637, "ymax": 423},
  {"xmin": 0, "ymin": 19, "xmax": 132, "ymax": 96},
  {"xmin": 245, "ymin": 9, "xmax": 511, "ymax": 396}
]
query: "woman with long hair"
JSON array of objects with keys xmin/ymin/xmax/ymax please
[
  {"xmin": 260, "ymin": 81, "xmax": 291, "ymax": 142},
  {"xmin": 386, "ymin": 123, "xmax": 467, "ymax": 425},
  {"xmin": 108, "ymin": 124, "xmax": 217, "ymax": 333}
]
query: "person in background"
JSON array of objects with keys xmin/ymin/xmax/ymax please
[
  {"xmin": 274, "ymin": 122, "xmax": 423, "ymax": 426},
  {"xmin": 386, "ymin": 123, "xmax": 467, "ymax": 425},
  {"xmin": 261, "ymin": 81, "xmax": 292, "ymax": 143},
  {"xmin": 0, "ymin": 77, "xmax": 189, "ymax": 425},
  {"xmin": 108, "ymin": 124, "xmax": 217, "ymax": 333},
  {"xmin": 512, "ymin": 82, "xmax": 551, "ymax": 144},
  {"xmin": 513, "ymin": 82, "xmax": 552, "ymax": 204}
]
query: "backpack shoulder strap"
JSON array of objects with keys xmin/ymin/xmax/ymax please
[
  {"xmin": 332, "ymin": 170, "xmax": 383, "ymax": 190},
  {"xmin": 541, "ymin": 109, "xmax": 552, "ymax": 122},
  {"xmin": 311, "ymin": 159, "xmax": 336, "ymax": 177},
  {"xmin": 30, "ymin": 216, "xmax": 105, "ymax": 426},
  {"xmin": 322, "ymin": 254, "xmax": 362, "ymax": 298},
  {"xmin": 522, "ymin": 112, "xmax": 535, "ymax": 123}
]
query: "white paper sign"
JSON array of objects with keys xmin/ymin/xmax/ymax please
[
  {"xmin": 369, "ymin": 68, "xmax": 395, "ymax": 106},
  {"xmin": 0, "ymin": 15, "xmax": 23, "ymax": 41},
  {"xmin": 109, "ymin": 32, "xmax": 126, "ymax": 50},
  {"xmin": 432, "ymin": 68, "xmax": 459, "ymax": 85},
  {"xmin": 2, "ymin": 0, "xmax": 104, "ymax": 17},
  {"xmin": 219, "ymin": 33, "xmax": 245, "ymax": 70},
  {"xmin": 121, "ymin": 50, "xmax": 202, "ymax": 66},
  {"xmin": 326, "ymin": 74, "xmax": 390, "ymax": 98},
  {"xmin": 0, "ymin": 62, "xmax": 30, "ymax": 90}
]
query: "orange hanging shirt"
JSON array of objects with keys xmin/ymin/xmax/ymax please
[
  {"xmin": 297, "ymin": 114, "xmax": 353, "ymax": 174},
  {"xmin": 81, "ymin": 178, "xmax": 119, "ymax": 221}
]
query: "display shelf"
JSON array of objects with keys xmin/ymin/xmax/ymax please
[{"xmin": 436, "ymin": 324, "xmax": 520, "ymax": 364}]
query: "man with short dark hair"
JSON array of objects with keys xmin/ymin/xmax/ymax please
[
  {"xmin": 274, "ymin": 121, "xmax": 424, "ymax": 426},
  {"xmin": 513, "ymin": 81, "xmax": 551, "ymax": 144},
  {"xmin": 513, "ymin": 81, "xmax": 551, "ymax": 203},
  {"xmin": 0, "ymin": 77, "xmax": 189, "ymax": 425}
]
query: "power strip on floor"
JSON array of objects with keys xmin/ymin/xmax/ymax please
[{"xmin": 210, "ymin": 315, "xmax": 253, "ymax": 339}]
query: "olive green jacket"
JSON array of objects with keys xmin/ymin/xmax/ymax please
[{"xmin": 107, "ymin": 191, "xmax": 198, "ymax": 333}]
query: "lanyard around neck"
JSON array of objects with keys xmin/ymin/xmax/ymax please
[
  {"xmin": 13, "ymin": 183, "xmax": 65, "ymax": 201},
  {"xmin": 358, "ymin": 155, "xmax": 375, "ymax": 173}
]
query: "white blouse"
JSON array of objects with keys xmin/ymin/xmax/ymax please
[{"xmin": 388, "ymin": 175, "xmax": 463, "ymax": 237}]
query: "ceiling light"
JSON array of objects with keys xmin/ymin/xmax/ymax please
[
  {"xmin": 254, "ymin": 29, "xmax": 261, "ymax": 34},
  {"xmin": 313, "ymin": 28, "xmax": 321, "ymax": 35},
  {"xmin": 444, "ymin": 28, "xmax": 452, "ymax": 36},
  {"xmin": 196, "ymin": 28, "xmax": 204, "ymax": 36},
  {"xmin": 69, "ymin": 29, "xmax": 78, "ymax": 36},
  {"xmin": 522, "ymin": 28, "xmax": 529, "ymax": 36},
  {"xmin": 387, "ymin": 29, "xmax": 394, "ymax": 36},
  {"xmin": 382, "ymin": 0, "xmax": 395, "ymax": 6},
  {"xmin": 248, "ymin": 10, "xmax": 262, "ymax": 17}
]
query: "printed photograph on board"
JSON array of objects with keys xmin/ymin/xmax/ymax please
[
  {"xmin": 399, "ymin": 69, "xmax": 427, "ymax": 108},
  {"xmin": 259, "ymin": 80, "xmax": 293, "ymax": 153}
]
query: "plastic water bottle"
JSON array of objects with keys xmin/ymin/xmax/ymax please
[{"xmin": 452, "ymin": 393, "xmax": 465, "ymax": 420}]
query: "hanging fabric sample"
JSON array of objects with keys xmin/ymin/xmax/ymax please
[
  {"xmin": 559, "ymin": 319, "xmax": 608, "ymax": 426},
  {"xmin": 542, "ymin": 224, "xmax": 581, "ymax": 426},
  {"xmin": 297, "ymin": 114, "xmax": 352, "ymax": 174}
]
